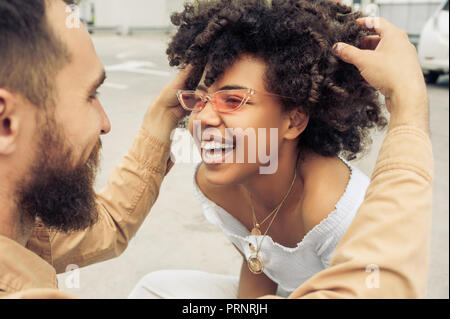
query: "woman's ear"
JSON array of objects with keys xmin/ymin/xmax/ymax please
[
  {"xmin": 0, "ymin": 90, "xmax": 20, "ymax": 155},
  {"xmin": 283, "ymin": 108, "xmax": 309, "ymax": 140}
]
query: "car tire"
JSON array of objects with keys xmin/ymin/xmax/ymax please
[{"xmin": 425, "ymin": 71, "xmax": 440, "ymax": 84}]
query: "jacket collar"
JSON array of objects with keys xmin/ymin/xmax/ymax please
[{"xmin": 0, "ymin": 235, "xmax": 57, "ymax": 293}]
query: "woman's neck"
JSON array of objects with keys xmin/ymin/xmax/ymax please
[{"xmin": 241, "ymin": 145, "xmax": 306, "ymax": 215}]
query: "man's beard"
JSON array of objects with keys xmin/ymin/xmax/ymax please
[{"xmin": 16, "ymin": 118, "xmax": 102, "ymax": 233}]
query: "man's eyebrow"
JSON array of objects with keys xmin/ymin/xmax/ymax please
[{"xmin": 89, "ymin": 70, "xmax": 106, "ymax": 94}]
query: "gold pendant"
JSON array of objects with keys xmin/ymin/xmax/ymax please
[
  {"xmin": 251, "ymin": 227, "xmax": 262, "ymax": 236},
  {"xmin": 247, "ymin": 254, "xmax": 264, "ymax": 274}
]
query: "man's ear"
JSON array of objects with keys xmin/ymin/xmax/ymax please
[
  {"xmin": 283, "ymin": 108, "xmax": 309, "ymax": 140},
  {"xmin": 0, "ymin": 89, "xmax": 20, "ymax": 155}
]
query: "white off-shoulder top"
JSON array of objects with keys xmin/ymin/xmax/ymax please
[{"xmin": 193, "ymin": 157, "xmax": 370, "ymax": 296}]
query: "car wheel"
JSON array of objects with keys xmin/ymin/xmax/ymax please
[{"xmin": 425, "ymin": 71, "xmax": 440, "ymax": 84}]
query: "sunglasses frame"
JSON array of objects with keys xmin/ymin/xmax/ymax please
[{"xmin": 177, "ymin": 88, "xmax": 257, "ymax": 113}]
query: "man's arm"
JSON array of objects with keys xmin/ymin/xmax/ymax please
[
  {"xmin": 262, "ymin": 119, "xmax": 433, "ymax": 299},
  {"xmin": 26, "ymin": 68, "xmax": 190, "ymax": 273},
  {"xmin": 288, "ymin": 123, "xmax": 432, "ymax": 298},
  {"xmin": 266, "ymin": 17, "xmax": 433, "ymax": 299},
  {"xmin": 292, "ymin": 17, "xmax": 432, "ymax": 299}
]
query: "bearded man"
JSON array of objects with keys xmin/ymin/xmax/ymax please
[{"xmin": 0, "ymin": 0, "xmax": 186, "ymax": 297}]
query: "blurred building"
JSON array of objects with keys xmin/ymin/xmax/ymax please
[
  {"xmin": 78, "ymin": 0, "xmax": 445, "ymax": 41},
  {"xmin": 78, "ymin": 0, "xmax": 186, "ymax": 34}
]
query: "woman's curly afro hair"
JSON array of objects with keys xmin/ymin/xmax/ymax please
[{"xmin": 167, "ymin": 0, "xmax": 387, "ymax": 161}]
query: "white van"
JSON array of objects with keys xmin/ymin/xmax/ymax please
[{"xmin": 418, "ymin": 0, "xmax": 449, "ymax": 83}]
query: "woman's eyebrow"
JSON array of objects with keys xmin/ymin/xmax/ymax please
[
  {"xmin": 219, "ymin": 85, "xmax": 249, "ymax": 90},
  {"xmin": 195, "ymin": 84, "xmax": 250, "ymax": 92}
]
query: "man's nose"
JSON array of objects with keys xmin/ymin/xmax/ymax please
[{"xmin": 100, "ymin": 108, "xmax": 111, "ymax": 135}]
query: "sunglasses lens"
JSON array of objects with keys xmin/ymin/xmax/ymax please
[
  {"xmin": 214, "ymin": 90, "xmax": 246, "ymax": 112},
  {"xmin": 179, "ymin": 89, "xmax": 249, "ymax": 112},
  {"xmin": 179, "ymin": 92, "xmax": 203, "ymax": 111}
]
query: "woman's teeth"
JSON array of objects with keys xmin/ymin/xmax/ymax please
[
  {"xmin": 201, "ymin": 141, "xmax": 234, "ymax": 163},
  {"xmin": 201, "ymin": 141, "xmax": 234, "ymax": 151}
]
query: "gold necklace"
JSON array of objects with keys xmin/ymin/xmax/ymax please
[
  {"xmin": 246, "ymin": 168, "xmax": 297, "ymax": 274},
  {"xmin": 249, "ymin": 196, "xmax": 281, "ymax": 236}
]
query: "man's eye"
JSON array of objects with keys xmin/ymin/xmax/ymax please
[{"xmin": 89, "ymin": 91, "xmax": 100, "ymax": 101}]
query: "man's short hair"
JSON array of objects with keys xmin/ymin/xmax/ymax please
[{"xmin": 0, "ymin": 0, "xmax": 76, "ymax": 106}]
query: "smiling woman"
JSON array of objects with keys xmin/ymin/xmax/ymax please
[{"xmin": 130, "ymin": 0, "xmax": 388, "ymax": 299}]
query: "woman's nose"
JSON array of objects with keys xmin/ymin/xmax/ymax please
[{"xmin": 195, "ymin": 99, "xmax": 221, "ymax": 127}]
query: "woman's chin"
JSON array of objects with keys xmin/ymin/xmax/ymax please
[
  {"xmin": 202, "ymin": 162, "xmax": 236, "ymax": 186},
  {"xmin": 202, "ymin": 162, "xmax": 257, "ymax": 187}
]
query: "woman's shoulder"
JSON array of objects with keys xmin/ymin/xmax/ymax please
[{"xmin": 299, "ymin": 154, "xmax": 353, "ymax": 235}]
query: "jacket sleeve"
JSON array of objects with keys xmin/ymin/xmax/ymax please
[
  {"xmin": 1, "ymin": 288, "xmax": 78, "ymax": 299},
  {"xmin": 25, "ymin": 128, "xmax": 172, "ymax": 274},
  {"xmin": 288, "ymin": 125, "xmax": 433, "ymax": 299}
]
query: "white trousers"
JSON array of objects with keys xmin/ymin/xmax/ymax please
[
  {"xmin": 128, "ymin": 269, "xmax": 291, "ymax": 299},
  {"xmin": 128, "ymin": 270, "xmax": 240, "ymax": 299}
]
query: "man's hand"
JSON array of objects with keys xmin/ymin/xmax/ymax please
[
  {"xmin": 142, "ymin": 66, "xmax": 192, "ymax": 142},
  {"xmin": 332, "ymin": 17, "xmax": 429, "ymax": 134},
  {"xmin": 258, "ymin": 295, "xmax": 285, "ymax": 299},
  {"xmin": 3, "ymin": 288, "xmax": 78, "ymax": 299}
]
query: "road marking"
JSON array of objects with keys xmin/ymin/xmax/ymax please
[
  {"xmin": 106, "ymin": 61, "xmax": 156, "ymax": 70},
  {"xmin": 105, "ymin": 60, "xmax": 171, "ymax": 77},
  {"xmin": 120, "ymin": 69, "xmax": 171, "ymax": 76},
  {"xmin": 116, "ymin": 51, "xmax": 141, "ymax": 59},
  {"xmin": 103, "ymin": 82, "xmax": 129, "ymax": 90}
]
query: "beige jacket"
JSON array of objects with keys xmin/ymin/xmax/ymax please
[
  {"xmin": 0, "ymin": 127, "xmax": 172, "ymax": 297},
  {"xmin": 0, "ymin": 123, "xmax": 433, "ymax": 299}
]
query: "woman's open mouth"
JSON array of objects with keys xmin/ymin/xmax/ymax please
[{"xmin": 200, "ymin": 140, "xmax": 235, "ymax": 164}]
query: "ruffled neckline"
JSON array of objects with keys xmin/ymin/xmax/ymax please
[{"xmin": 192, "ymin": 156, "xmax": 364, "ymax": 253}]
